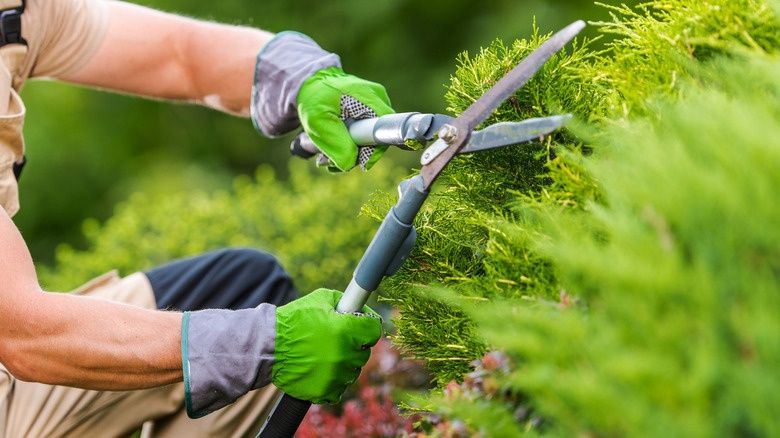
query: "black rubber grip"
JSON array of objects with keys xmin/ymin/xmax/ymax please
[
  {"xmin": 290, "ymin": 133, "xmax": 319, "ymax": 159},
  {"xmin": 12, "ymin": 155, "xmax": 25, "ymax": 181},
  {"xmin": 256, "ymin": 393, "xmax": 311, "ymax": 438}
]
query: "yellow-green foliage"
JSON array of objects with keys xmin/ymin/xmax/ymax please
[
  {"xmin": 379, "ymin": 0, "xmax": 780, "ymax": 435},
  {"xmin": 457, "ymin": 56, "xmax": 780, "ymax": 437},
  {"xmin": 41, "ymin": 161, "xmax": 397, "ymax": 293},
  {"xmin": 595, "ymin": 0, "xmax": 780, "ymax": 116},
  {"xmin": 376, "ymin": 32, "xmax": 600, "ymax": 384},
  {"xmin": 374, "ymin": 0, "xmax": 780, "ymax": 387}
]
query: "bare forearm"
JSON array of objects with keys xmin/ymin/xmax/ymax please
[
  {"xmin": 62, "ymin": 1, "xmax": 273, "ymax": 115},
  {"xmin": 4, "ymin": 289, "xmax": 181, "ymax": 390},
  {"xmin": 0, "ymin": 205, "xmax": 180, "ymax": 390},
  {"xmin": 178, "ymin": 19, "xmax": 272, "ymax": 115}
]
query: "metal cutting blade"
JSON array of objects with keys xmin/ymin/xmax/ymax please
[{"xmin": 419, "ymin": 20, "xmax": 586, "ymax": 189}]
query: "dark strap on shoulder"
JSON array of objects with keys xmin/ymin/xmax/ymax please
[
  {"xmin": 1, "ymin": 0, "xmax": 26, "ymax": 181},
  {"xmin": 12, "ymin": 155, "xmax": 25, "ymax": 181},
  {"xmin": 0, "ymin": 0, "xmax": 24, "ymax": 47}
]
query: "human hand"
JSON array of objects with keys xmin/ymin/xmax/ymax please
[
  {"xmin": 251, "ymin": 32, "xmax": 394, "ymax": 171},
  {"xmin": 182, "ymin": 288, "xmax": 381, "ymax": 417},
  {"xmin": 272, "ymin": 288, "xmax": 382, "ymax": 404}
]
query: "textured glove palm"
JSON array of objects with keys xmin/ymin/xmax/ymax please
[{"xmin": 297, "ymin": 67, "xmax": 393, "ymax": 171}]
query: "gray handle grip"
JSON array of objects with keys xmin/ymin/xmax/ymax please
[
  {"xmin": 337, "ymin": 175, "xmax": 429, "ymax": 313},
  {"xmin": 256, "ymin": 175, "xmax": 430, "ymax": 437}
]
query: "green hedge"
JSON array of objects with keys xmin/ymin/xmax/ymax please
[
  {"xmin": 429, "ymin": 53, "xmax": 780, "ymax": 437},
  {"xmin": 40, "ymin": 161, "xmax": 397, "ymax": 293},
  {"xmin": 380, "ymin": 0, "xmax": 780, "ymax": 435},
  {"xmin": 375, "ymin": 0, "xmax": 780, "ymax": 385}
]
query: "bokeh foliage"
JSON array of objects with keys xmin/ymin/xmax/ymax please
[{"xmin": 40, "ymin": 161, "xmax": 397, "ymax": 293}]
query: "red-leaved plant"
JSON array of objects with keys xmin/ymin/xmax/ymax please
[{"xmin": 296, "ymin": 338, "xmax": 428, "ymax": 438}]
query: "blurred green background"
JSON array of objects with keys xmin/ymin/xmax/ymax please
[{"xmin": 17, "ymin": 0, "xmax": 623, "ymax": 264}]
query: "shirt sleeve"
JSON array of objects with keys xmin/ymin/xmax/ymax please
[{"xmin": 21, "ymin": 0, "xmax": 109, "ymax": 80}]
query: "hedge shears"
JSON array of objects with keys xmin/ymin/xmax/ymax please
[
  {"xmin": 290, "ymin": 112, "xmax": 572, "ymax": 169},
  {"xmin": 257, "ymin": 20, "xmax": 586, "ymax": 438}
]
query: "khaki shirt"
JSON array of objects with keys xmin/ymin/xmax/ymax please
[
  {"xmin": 0, "ymin": 0, "xmax": 108, "ymax": 217},
  {"xmin": 0, "ymin": 0, "xmax": 108, "ymax": 404}
]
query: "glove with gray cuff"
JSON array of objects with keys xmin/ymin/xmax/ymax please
[
  {"xmin": 181, "ymin": 288, "xmax": 382, "ymax": 418},
  {"xmin": 250, "ymin": 31, "xmax": 394, "ymax": 171}
]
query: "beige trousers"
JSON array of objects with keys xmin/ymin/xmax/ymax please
[{"xmin": 0, "ymin": 272, "xmax": 280, "ymax": 438}]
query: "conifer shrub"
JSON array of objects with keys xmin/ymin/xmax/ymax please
[
  {"xmin": 40, "ymin": 161, "xmax": 397, "ymax": 293},
  {"xmin": 425, "ymin": 55, "xmax": 780, "ymax": 437},
  {"xmin": 368, "ymin": 0, "xmax": 780, "ymax": 435},
  {"xmin": 372, "ymin": 0, "xmax": 780, "ymax": 390}
]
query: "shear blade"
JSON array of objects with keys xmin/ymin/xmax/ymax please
[
  {"xmin": 459, "ymin": 114, "xmax": 572, "ymax": 154},
  {"xmin": 420, "ymin": 20, "xmax": 585, "ymax": 188}
]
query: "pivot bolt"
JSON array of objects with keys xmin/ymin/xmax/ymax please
[{"xmin": 438, "ymin": 124, "xmax": 458, "ymax": 144}]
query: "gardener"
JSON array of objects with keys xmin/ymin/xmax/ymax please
[{"xmin": 0, "ymin": 0, "xmax": 391, "ymax": 436}]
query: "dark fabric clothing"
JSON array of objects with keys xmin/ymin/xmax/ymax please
[{"xmin": 145, "ymin": 248, "xmax": 297, "ymax": 311}]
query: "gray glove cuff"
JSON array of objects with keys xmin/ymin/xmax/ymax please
[
  {"xmin": 251, "ymin": 31, "xmax": 341, "ymax": 137},
  {"xmin": 182, "ymin": 304, "xmax": 276, "ymax": 418}
]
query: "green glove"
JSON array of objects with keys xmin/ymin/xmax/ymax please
[
  {"xmin": 251, "ymin": 32, "xmax": 394, "ymax": 172},
  {"xmin": 182, "ymin": 288, "xmax": 382, "ymax": 418},
  {"xmin": 297, "ymin": 67, "xmax": 394, "ymax": 171},
  {"xmin": 272, "ymin": 288, "xmax": 382, "ymax": 404}
]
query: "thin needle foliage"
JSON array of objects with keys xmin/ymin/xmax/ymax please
[{"xmin": 365, "ymin": 5, "xmax": 780, "ymax": 435}]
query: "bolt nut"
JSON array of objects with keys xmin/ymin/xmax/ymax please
[{"xmin": 438, "ymin": 124, "xmax": 458, "ymax": 143}]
